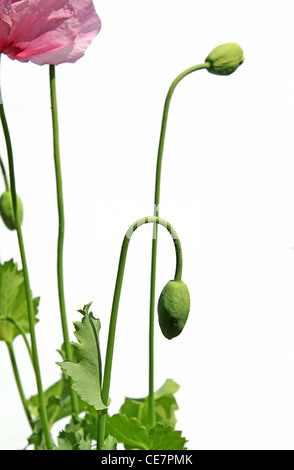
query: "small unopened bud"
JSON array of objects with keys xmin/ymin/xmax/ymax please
[
  {"xmin": 158, "ymin": 280, "xmax": 190, "ymax": 340},
  {"xmin": 0, "ymin": 191, "xmax": 23, "ymax": 230},
  {"xmin": 205, "ymin": 42, "xmax": 244, "ymax": 76}
]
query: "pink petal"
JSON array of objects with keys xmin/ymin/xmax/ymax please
[
  {"xmin": 0, "ymin": 0, "xmax": 101, "ymax": 65},
  {"xmin": 0, "ymin": 1, "xmax": 12, "ymax": 52}
]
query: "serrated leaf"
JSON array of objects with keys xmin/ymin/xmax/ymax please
[
  {"xmin": 55, "ymin": 430, "xmax": 77, "ymax": 450},
  {"xmin": 0, "ymin": 260, "xmax": 39, "ymax": 343},
  {"xmin": 105, "ymin": 414, "xmax": 150, "ymax": 450},
  {"xmin": 106, "ymin": 414, "xmax": 187, "ymax": 450},
  {"xmin": 55, "ymin": 429, "xmax": 91, "ymax": 450},
  {"xmin": 57, "ymin": 303, "xmax": 106, "ymax": 411},
  {"xmin": 148, "ymin": 423, "xmax": 187, "ymax": 450},
  {"xmin": 54, "ymin": 416, "xmax": 92, "ymax": 450},
  {"xmin": 119, "ymin": 379, "xmax": 179, "ymax": 430}
]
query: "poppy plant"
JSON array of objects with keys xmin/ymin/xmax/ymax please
[
  {"xmin": 0, "ymin": 0, "xmax": 244, "ymax": 450},
  {"xmin": 0, "ymin": 0, "xmax": 101, "ymax": 65}
]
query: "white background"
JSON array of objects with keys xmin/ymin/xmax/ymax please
[{"xmin": 1, "ymin": 0, "xmax": 294, "ymax": 450}]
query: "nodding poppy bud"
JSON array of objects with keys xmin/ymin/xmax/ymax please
[
  {"xmin": 158, "ymin": 280, "xmax": 190, "ymax": 340},
  {"xmin": 205, "ymin": 42, "xmax": 244, "ymax": 76},
  {"xmin": 0, "ymin": 191, "xmax": 23, "ymax": 230}
]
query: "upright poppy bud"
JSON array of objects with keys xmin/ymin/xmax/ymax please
[
  {"xmin": 205, "ymin": 42, "xmax": 244, "ymax": 75},
  {"xmin": 0, "ymin": 191, "xmax": 23, "ymax": 230}
]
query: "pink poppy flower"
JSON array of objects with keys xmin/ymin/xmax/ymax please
[{"xmin": 0, "ymin": 0, "xmax": 101, "ymax": 65}]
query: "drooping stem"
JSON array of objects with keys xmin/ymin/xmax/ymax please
[
  {"xmin": 153, "ymin": 63, "xmax": 209, "ymax": 211},
  {"xmin": 49, "ymin": 65, "xmax": 79, "ymax": 418},
  {"xmin": 6, "ymin": 341, "xmax": 34, "ymax": 430},
  {"xmin": 97, "ymin": 216, "xmax": 183, "ymax": 449},
  {"xmin": 148, "ymin": 62, "xmax": 209, "ymax": 425},
  {"xmin": 0, "ymin": 81, "xmax": 52, "ymax": 450}
]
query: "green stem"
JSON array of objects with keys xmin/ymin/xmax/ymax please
[
  {"xmin": 0, "ymin": 153, "xmax": 9, "ymax": 191},
  {"xmin": 0, "ymin": 93, "xmax": 52, "ymax": 450},
  {"xmin": 97, "ymin": 216, "xmax": 183, "ymax": 449},
  {"xmin": 6, "ymin": 341, "xmax": 34, "ymax": 430},
  {"xmin": 149, "ymin": 62, "xmax": 209, "ymax": 425},
  {"xmin": 49, "ymin": 65, "xmax": 79, "ymax": 418},
  {"xmin": 97, "ymin": 411, "xmax": 102, "ymax": 450}
]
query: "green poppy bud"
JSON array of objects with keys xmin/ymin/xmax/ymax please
[
  {"xmin": 0, "ymin": 191, "xmax": 23, "ymax": 230},
  {"xmin": 205, "ymin": 42, "xmax": 244, "ymax": 76},
  {"xmin": 158, "ymin": 280, "xmax": 190, "ymax": 340}
]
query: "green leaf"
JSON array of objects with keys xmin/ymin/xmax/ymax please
[
  {"xmin": 57, "ymin": 303, "xmax": 106, "ymax": 411},
  {"xmin": 27, "ymin": 375, "xmax": 88, "ymax": 430},
  {"xmin": 147, "ymin": 424, "xmax": 187, "ymax": 450},
  {"xmin": 102, "ymin": 435, "xmax": 117, "ymax": 450},
  {"xmin": 55, "ymin": 429, "xmax": 91, "ymax": 450},
  {"xmin": 54, "ymin": 416, "xmax": 93, "ymax": 450},
  {"xmin": 119, "ymin": 379, "xmax": 180, "ymax": 430},
  {"xmin": 55, "ymin": 431, "xmax": 78, "ymax": 450},
  {"xmin": 106, "ymin": 414, "xmax": 150, "ymax": 450},
  {"xmin": 0, "ymin": 260, "xmax": 39, "ymax": 343},
  {"xmin": 105, "ymin": 414, "xmax": 187, "ymax": 450},
  {"xmin": 28, "ymin": 379, "xmax": 65, "ymax": 419},
  {"xmin": 152, "ymin": 395, "xmax": 179, "ymax": 429},
  {"xmin": 120, "ymin": 398, "xmax": 142, "ymax": 421},
  {"xmin": 154, "ymin": 378, "xmax": 180, "ymax": 398},
  {"xmin": 27, "ymin": 426, "xmax": 46, "ymax": 450}
]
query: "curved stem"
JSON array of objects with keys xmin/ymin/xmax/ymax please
[
  {"xmin": 6, "ymin": 341, "xmax": 34, "ymax": 430},
  {"xmin": 49, "ymin": 65, "xmax": 79, "ymax": 418},
  {"xmin": 97, "ymin": 216, "xmax": 183, "ymax": 449},
  {"xmin": 0, "ymin": 89, "xmax": 52, "ymax": 449},
  {"xmin": 153, "ymin": 63, "xmax": 209, "ymax": 209},
  {"xmin": 149, "ymin": 62, "xmax": 209, "ymax": 425}
]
